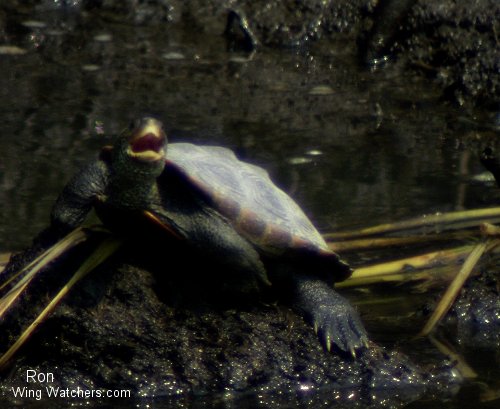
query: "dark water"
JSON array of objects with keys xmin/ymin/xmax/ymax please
[{"xmin": 0, "ymin": 6, "xmax": 498, "ymax": 409}]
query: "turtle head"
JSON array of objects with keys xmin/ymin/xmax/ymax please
[
  {"xmin": 113, "ymin": 117, "xmax": 167, "ymax": 179},
  {"xmin": 108, "ymin": 117, "xmax": 167, "ymax": 209}
]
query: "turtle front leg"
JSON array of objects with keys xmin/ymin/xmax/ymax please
[
  {"xmin": 26, "ymin": 159, "xmax": 110, "ymax": 251},
  {"xmin": 2, "ymin": 160, "xmax": 110, "ymax": 278},
  {"xmin": 291, "ymin": 274, "xmax": 368, "ymax": 356},
  {"xmin": 50, "ymin": 159, "xmax": 110, "ymax": 235}
]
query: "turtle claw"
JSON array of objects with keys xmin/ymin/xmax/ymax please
[
  {"xmin": 293, "ymin": 276, "xmax": 369, "ymax": 357},
  {"xmin": 363, "ymin": 338, "xmax": 370, "ymax": 349},
  {"xmin": 313, "ymin": 308, "xmax": 367, "ymax": 356},
  {"xmin": 326, "ymin": 335, "xmax": 332, "ymax": 352},
  {"xmin": 309, "ymin": 294, "xmax": 368, "ymax": 356}
]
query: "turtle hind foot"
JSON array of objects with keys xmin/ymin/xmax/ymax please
[
  {"xmin": 312, "ymin": 304, "xmax": 369, "ymax": 357},
  {"xmin": 293, "ymin": 275, "xmax": 369, "ymax": 357}
]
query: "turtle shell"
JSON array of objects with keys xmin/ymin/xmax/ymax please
[{"xmin": 166, "ymin": 143, "xmax": 331, "ymax": 255}]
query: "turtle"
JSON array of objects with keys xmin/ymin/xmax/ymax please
[{"xmin": 36, "ymin": 117, "xmax": 369, "ymax": 355}]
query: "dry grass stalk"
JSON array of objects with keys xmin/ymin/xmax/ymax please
[{"xmin": 0, "ymin": 235, "xmax": 122, "ymax": 368}]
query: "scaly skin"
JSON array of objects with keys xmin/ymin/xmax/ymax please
[{"xmin": 292, "ymin": 274, "xmax": 368, "ymax": 355}]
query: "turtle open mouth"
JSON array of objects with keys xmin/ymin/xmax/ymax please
[
  {"xmin": 131, "ymin": 132, "xmax": 164, "ymax": 154},
  {"xmin": 127, "ymin": 118, "xmax": 167, "ymax": 162}
]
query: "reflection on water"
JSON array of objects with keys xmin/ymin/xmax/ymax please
[{"xmin": 0, "ymin": 5, "xmax": 498, "ymax": 409}]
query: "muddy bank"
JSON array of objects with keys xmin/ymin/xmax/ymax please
[
  {"xmin": 440, "ymin": 269, "xmax": 500, "ymax": 350},
  {"xmin": 0, "ymin": 236, "xmax": 454, "ymax": 405}
]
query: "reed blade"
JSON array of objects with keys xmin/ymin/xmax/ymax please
[
  {"xmin": 0, "ymin": 228, "xmax": 88, "ymax": 319},
  {"xmin": 428, "ymin": 335, "xmax": 478, "ymax": 379},
  {"xmin": 0, "ymin": 253, "xmax": 10, "ymax": 274},
  {"xmin": 338, "ymin": 244, "xmax": 477, "ymax": 289},
  {"xmin": 326, "ymin": 207, "xmax": 500, "ymax": 241},
  {"xmin": 418, "ymin": 239, "xmax": 498, "ymax": 337},
  {"xmin": 329, "ymin": 231, "xmax": 475, "ymax": 253},
  {"xmin": 0, "ymin": 235, "xmax": 122, "ymax": 368}
]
